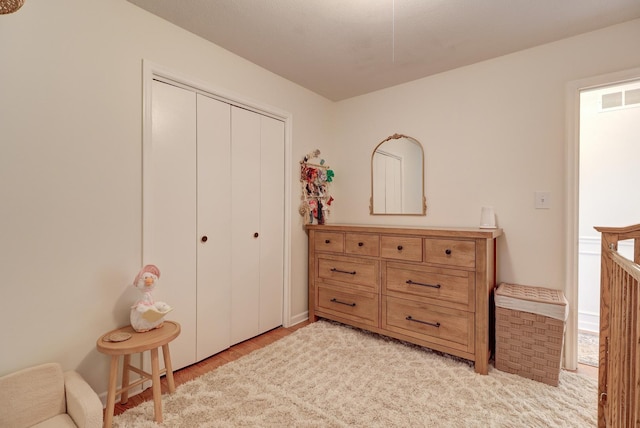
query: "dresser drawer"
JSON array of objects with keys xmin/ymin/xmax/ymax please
[
  {"xmin": 317, "ymin": 254, "xmax": 379, "ymax": 293},
  {"xmin": 345, "ymin": 233, "xmax": 380, "ymax": 257},
  {"xmin": 383, "ymin": 296, "xmax": 474, "ymax": 353},
  {"xmin": 424, "ymin": 239, "xmax": 475, "ymax": 268},
  {"xmin": 314, "ymin": 231, "xmax": 344, "ymax": 253},
  {"xmin": 383, "ymin": 262, "xmax": 475, "ymax": 311},
  {"xmin": 380, "ymin": 236, "xmax": 422, "ymax": 261},
  {"xmin": 317, "ymin": 285, "xmax": 378, "ymax": 327}
]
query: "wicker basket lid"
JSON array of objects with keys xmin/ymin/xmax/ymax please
[
  {"xmin": 496, "ymin": 283, "xmax": 566, "ymax": 304},
  {"xmin": 495, "ymin": 283, "xmax": 568, "ymax": 320}
]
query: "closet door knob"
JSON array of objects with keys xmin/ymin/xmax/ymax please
[
  {"xmin": 254, "ymin": 232, "xmax": 259, "ymax": 238},
  {"xmin": 201, "ymin": 236, "xmax": 208, "ymax": 243}
]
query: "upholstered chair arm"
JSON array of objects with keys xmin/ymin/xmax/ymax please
[{"xmin": 64, "ymin": 371, "xmax": 103, "ymax": 428}]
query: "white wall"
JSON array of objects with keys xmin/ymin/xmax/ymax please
[
  {"xmin": 330, "ymin": 19, "xmax": 640, "ymax": 291},
  {"xmin": 0, "ymin": 0, "xmax": 332, "ymax": 396}
]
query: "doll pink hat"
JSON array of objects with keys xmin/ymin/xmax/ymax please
[{"xmin": 133, "ymin": 264, "xmax": 160, "ymax": 285}]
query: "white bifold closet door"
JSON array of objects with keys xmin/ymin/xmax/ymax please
[
  {"xmin": 146, "ymin": 79, "xmax": 284, "ymax": 371},
  {"xmin": 147, "ymin": 80, "xmax": 231, "ymax": 370},
  {"xmin": 195, "ymin": 93, "xmax": 232, "ymax": 362},
  {"xmin": 230, "ymin": 106, "xmax": 284, "ymax": 344}
]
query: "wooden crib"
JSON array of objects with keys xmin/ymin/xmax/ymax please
[{"xmin": 595, "ymin": 224, "xmax": 640, "ymax": 428}]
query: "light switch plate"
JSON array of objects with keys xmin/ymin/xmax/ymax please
[{"xmin": 535, "ymin": 191, "xmax": 551, "ymax": 209}]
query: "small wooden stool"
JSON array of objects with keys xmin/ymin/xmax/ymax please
[{"xmin": 97, "ymin": 321, "xmax": 181, "ymax": 427}]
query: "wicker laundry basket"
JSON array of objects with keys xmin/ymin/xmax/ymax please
[{"xmin": 494, "ymin": 283, "xmax": 568, "ymax": 386}]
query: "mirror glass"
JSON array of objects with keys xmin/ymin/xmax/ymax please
[{"xmin": 370, "ymin": 134, "xmax": 426, "ymax": 215}]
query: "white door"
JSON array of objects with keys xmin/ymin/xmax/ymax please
[
  {"xmin": 147, "ymin": 80, "xmax": 198, "ymax": 370},
  {"xmin": 146, "ymin": 81, "xmax": 234, "ymax": 370},
  {"xmin": 230, "ymin": 107, "xmax": 284, "ymax": 344},
  {"xmin": 385, "ymin": 155, "xmax": 402, "ymax": 213},
  {"xmin": 372, "ymin": 151, "xmax": 386, "ymax": 213},
  {"xmin": 372, "ymin": 150, "xmax": 402, "ymax": 213},
  {"xmin": 195, "ymin": 94, "xmax": 232, "ymax": 361},
  {"xmin": 259, "ymin": 115, "xmax": 285, "ymax": 333}
]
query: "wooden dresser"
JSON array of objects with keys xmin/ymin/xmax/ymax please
[{"xmin": 307, "ymin": 224, "xmax": 502, "ymax": 374}]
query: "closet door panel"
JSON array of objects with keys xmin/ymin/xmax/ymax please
[
  {"xmin": 230, "ymin": 107, "xmax": 261, "ymax": 344},
  {"xmin": 259, "ymin": 116, "xmax": 285, "ymax": 332},
  {"xmin": 147, "ymin": 80, "xmax": 197, "ymax": 370},
  {"xmin": 195, "ymin": 94, "xmax": 232, "ymax": 361}
]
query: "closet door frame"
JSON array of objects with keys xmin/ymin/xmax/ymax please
[{"xmin": 141, "ymin": 60, "xmax": 293, "ymax": 328}]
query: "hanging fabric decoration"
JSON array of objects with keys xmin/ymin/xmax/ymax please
[{"xmin": 299, "ymin": 149, "xmax": 334, "ymax": 225}]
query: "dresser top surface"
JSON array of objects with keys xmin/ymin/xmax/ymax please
[{"xmin": 306, "ymin": 223, "xmax": 502, "ymax": 239}]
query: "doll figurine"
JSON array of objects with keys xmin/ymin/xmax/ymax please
[{"xmin": 130, "ymin": 264, "xmax": 172, "ymax": 332}]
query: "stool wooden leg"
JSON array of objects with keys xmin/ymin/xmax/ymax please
[
  {"xmin": 104, "ymin": 355, "xmax": 119, "ymax": 428},
  {"xmin": 120, "ymin": 354, "xmax": 131, "ymax": 404},
  {"xmin": 150, "ymin": 347, "xmax": 163, "ymax": 423},
  {"xmin": 162, "ymin": 343, "xmax": 176, "ymax": 393}
]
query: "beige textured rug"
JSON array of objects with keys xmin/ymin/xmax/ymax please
[{"xmin": 114, "ymin": 320, "xmax": 597, "ymax": 427}]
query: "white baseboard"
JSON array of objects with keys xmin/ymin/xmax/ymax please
[
  {"xmin": 287, "ymin": 310, "xmax": 309, "ymax": 327},
  {"xmin": 578, "ymin": 311, "xmax": 599, "ymax": 333}
]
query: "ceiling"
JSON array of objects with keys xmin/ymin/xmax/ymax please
[{"xmin": 127, "ymin": 0, "xmax": 640, "ymax": 101}]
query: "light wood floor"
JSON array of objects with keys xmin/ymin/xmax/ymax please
[
  {"xmin": 575, "ymin": 361, "xmax": 598, "ymax": 379},
  {"xmin": 110, "ymin": 320, "xmax": 598, "ymax": 417}
]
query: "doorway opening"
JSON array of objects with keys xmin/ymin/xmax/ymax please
[
  {"xmin": 576, "ymin": 78, "xmax": 640, "ymax": 367},
  {"xmin": 566, "ymin": 67, "xmax": 640, "ymax": 371}
]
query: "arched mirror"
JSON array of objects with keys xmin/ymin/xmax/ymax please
[{"xmin": 370, "ymin": 133, "xmax": 426, "ymax": 215}]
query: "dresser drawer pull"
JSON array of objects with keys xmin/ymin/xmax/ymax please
[
  {"xmin": 330, "ymin": 298, "xmax": 356, "ymax": 307},
  {"xmin": 445, "ymin": 249, "xmax": 452, "ymax": 255},
  {"xmin": 325, "ymin": 239, "xmax": 331, "ymax": 244},
  {"xmin": 397, "ymin": 245, "xmax": 403, "ymax": 251},
  {"xmin": 406, "ymin": 316, "xmax": 440, "ymax": 328},
  {"xmin": 330, "ymin": 267, "xmax": 357, "ymax": 275},
  {"xmin": 406, "ymin": 279, "xmax": 441, "ymax": 289},
  {"xmin": 358, "ymin": 242, "xmax": 364, "ymax": 246}
]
